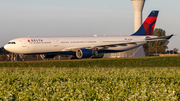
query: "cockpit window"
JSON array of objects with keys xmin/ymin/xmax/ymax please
[{"xmin": 8, "ymin": 42, "xmax": 16, "ymax": 44}]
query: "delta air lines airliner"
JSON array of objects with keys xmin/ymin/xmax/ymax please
[{"xmin": 4, "ymin": 11, "xmax": 173, "ymax": 59}]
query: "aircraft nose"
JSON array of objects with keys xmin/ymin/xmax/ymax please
[{"xmin": 4, "ymin": 44, "xmax": 9, "ymax": 51}]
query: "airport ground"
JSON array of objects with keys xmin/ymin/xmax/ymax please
[{"xmin": 0, "ymin": 56, "xmax": 180, "ymax": 100}]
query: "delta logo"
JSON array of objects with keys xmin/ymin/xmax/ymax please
[{"xmin": 28, "ymin": 39, "xmax": 43, "ymax": 42}]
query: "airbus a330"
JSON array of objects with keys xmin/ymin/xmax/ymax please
[{"xmin": 4, "ymin": 11, "xmax": 173, "ymax": 59}]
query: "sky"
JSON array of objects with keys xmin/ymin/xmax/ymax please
[{"xmin": 0, "ymin": 0, "xmax": 180, "ymax": 50}]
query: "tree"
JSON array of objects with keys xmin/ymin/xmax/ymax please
[
  {"xmin": 173, "ymin": 48, "xmax": 179, "ymax": 54},
  {"xmin": 0, "ymin": 47, "xmax": 8, "ymax": 54},
  {"xmin": 143, "ymin": 28, "xmax": 169, "ymax": 56}
]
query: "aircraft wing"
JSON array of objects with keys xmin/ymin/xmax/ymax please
[
  {"xmin": 145, "ymin": 34, "xmax": 173, "ymax": 41},
  {"xmin": 62, "ymin": 40, "xmax": 146, "ymax": 51},
  {"xmin": 63, "ymin": 34, "xmax": 174, "ymax": 51}
]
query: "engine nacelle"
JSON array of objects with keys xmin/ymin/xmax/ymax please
[{"xmin": 76, "ymin": 49, "xmax": 93, "ymax": 59}]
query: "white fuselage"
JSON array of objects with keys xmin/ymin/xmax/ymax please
[{"xmin": 4, "ymin": 36, "xmax": 147, "ymax": 54}]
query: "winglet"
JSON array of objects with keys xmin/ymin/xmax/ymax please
[{"xmin": 166, "ymin": 34, "xmax": 173, "ymax": 40}]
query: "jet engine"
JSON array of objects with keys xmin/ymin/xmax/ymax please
[{"xmin": 76, "ymin": 49, "xmax": 93, "ymax": 59}]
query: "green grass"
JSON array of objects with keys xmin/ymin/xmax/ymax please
[
  {"xmin": 0, "ymin": 67, "xmax": 180, "ymax": 100},
  {"xmin": 0, "ymin": 56, "xmax": 180, "ymax": 67}
]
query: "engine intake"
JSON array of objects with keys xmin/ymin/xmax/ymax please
[{"xmin": 76, "ymin": 49, "xmax": 93, "ymax": 59}]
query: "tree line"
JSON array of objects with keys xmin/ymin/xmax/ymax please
[{"xmin": 143, "ymin": 28, "xmax": 178, "ymax": 55}]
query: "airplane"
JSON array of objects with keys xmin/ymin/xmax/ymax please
[{"xmin": 4, "ymin": 10, "xmax": 173, "ymax": 59}]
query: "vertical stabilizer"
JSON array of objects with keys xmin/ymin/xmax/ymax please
[{"xmin": 131, "ymin": 10, "xmax": 159, "ymax": 36}]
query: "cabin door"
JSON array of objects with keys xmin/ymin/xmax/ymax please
[
  {"xmin": 53, "ymin": 39, "xmax": 58, "ymax": 47},
  {"xmin": 22, "ymin": 40, "xmax": 27, "ymax": 47}
]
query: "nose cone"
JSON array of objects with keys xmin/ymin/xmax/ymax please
[
  {"xmin": 4, "ymin": 44, "xmax": 10, "ymax": 52},
  {"xmin": 4, "ymin": 44, "xmax": 8, "ymax": 50}
]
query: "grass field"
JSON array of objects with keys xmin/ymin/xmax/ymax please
[
  {"xmin": 0, "ymin": 67, "xmax": 180, "ymax": 100},
  {"xmin": 1, "ymin": 56, "xmax": 180, "ymax": 67}
]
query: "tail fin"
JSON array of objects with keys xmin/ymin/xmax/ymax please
[{"xmin": 131, "ymin": 10, "xmax": 159, "ymax": 36}]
